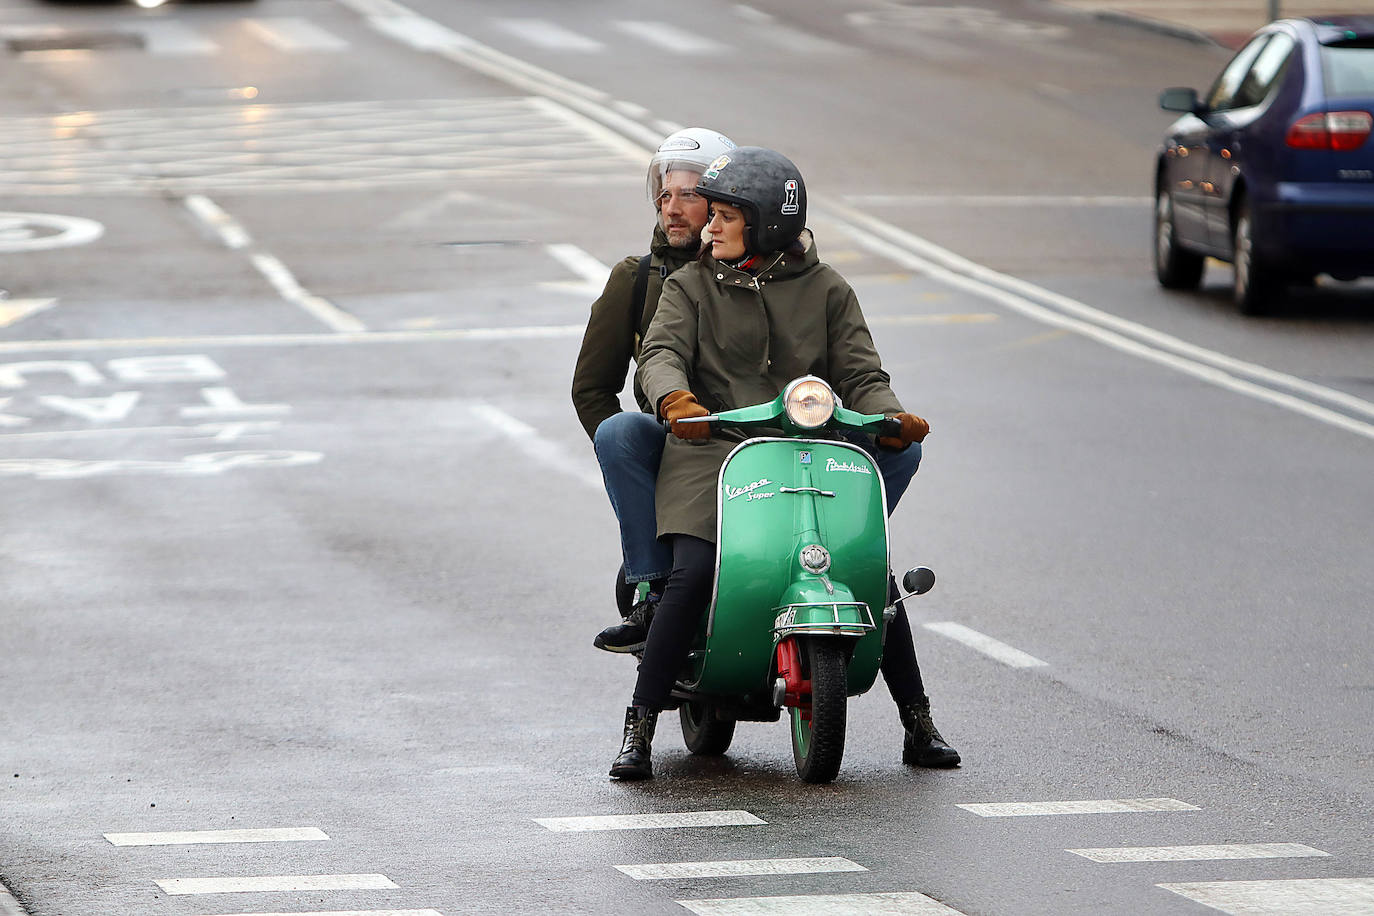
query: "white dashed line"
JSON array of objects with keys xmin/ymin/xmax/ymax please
[
  {"xmin": 535, "ymin": 810, "xmax": 767, "ymax": 832},
  {"xmin": 155, "ymin": 874, "xmax": 398, "ymax": 895},
  {"xmin": 106, "ymin": 827, "xmax": 328, "ymax": 846},
  {"xmin": 469, "ymin": 402, "xmax": 604, "ymax": 490},
  {"xmin": 922, "ymin": 622, "xmax": 1048, "ymax": 668},
  {"xmin": 676, "ymin": 891, "xmax": 967, "ymax": 915},
  {"xmin": 250, "ymin": 253, "xmax": 366, "ymax": 333},
  {"xmin": 1158, "ymin": 877, "xmax": 1374, "ymax": 914},
  {"xmin": 244, "ymin": 18, "xmax": 351, "ymax": 52},
  {"xmin": 1068, "ymin": 842, "xmax": 1330, "ymax": 863},
  {"xmin": 184, "ymin": 195, "xmax": 252, "ymax": 250},
  {"xmin": 545, "ymin": 243, "xmax": 611, "ymax": 288},
  {"xmin": 615, "ymin": 21, "xmax": 727, "ymax": 54},
  {"xmin": 617, "ymin": 857, "xmax": 867, "ymax": 880},
  {"xmin": 494, "ymin": 18, "xmax": 603, "ymax": 53},
  {"xmin": 958, "ymin": 798, "xmax": 1200, "ymax": 817}
]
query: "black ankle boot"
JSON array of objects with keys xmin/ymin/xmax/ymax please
[
  {"xmin": 609, "ymin": 706, "xmax": 657, "ymax": 780},
  {"xmin": 898, "ymin": 696, "xmax": 960, "ymax": 768}
]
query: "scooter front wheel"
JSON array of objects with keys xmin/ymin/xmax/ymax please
[
  {"xmin": 680, "ymin": 701, "xmax": 736, "ymax": 755},
  {"xmin": 790, "ymin": 638, "xmax": 848, "ymax": 783}
]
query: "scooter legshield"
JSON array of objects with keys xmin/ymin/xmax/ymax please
[{"xmin": 684, "ymin": 437, "xmax": 890, "ymax": 697}]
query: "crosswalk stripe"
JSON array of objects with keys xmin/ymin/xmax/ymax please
[
  {"xmin": 494, "ymin": 19, "xmax": 603, "ymax": 53},
  {"xmin": 244, "ymin": 18, "xmax": 350, "ymax": 52},
  {"xmin": 138, "ymin": 21, "xmax": 217, "ymax": 56},
  {"xmin": 1158, "ymin": 878, "xmax": 1374, "ymax": 913},
  {"xmin": 676, "ymin": 891, "xmax": 967, "ymax": 915},
  {"xmin": 958, "ymin": 798, "xmax": 1200, "ymax": 817},
  {"xmin": 1068, "ymin": 843, "xmax": 1329, "ymax": 863},
  {"xmin": 155, "ymin": 874, "xmax": 398, "ymax": 895},
  {"xmin": 617, "ymin": 857, "xmax": 867, "ymax": 880},
  {"xmin": 535, "ymin": 810, "xmax": 766, "ymax": 832},
  {"xmin": 105, "ymin": 827, "xmax": 327, "ymax": 846},
  {"xmin": 614, "ymin": 21, "xmax": 726, "ymax": 54}
]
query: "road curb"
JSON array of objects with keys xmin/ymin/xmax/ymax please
[
  {"xmin": 0, "ymin": 881, "xmax": 32, "ymax": 916},
  {"xmin": 1092, "ymin": 9, "xmax": 1224, "ymax": 46}
]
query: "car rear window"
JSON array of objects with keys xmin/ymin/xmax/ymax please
[{"xmin": 1322, "ymin": 41, "xmax": 1374, "ymax": 97}]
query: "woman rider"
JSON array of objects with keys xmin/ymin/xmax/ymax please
[{"xmin": 610, "ymin": 146, "xmax": 957, "ymax": 780}]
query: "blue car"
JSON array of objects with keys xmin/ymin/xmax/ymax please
[{"xmin": 1154, "ymin": 16, "xmax": 1374, "ymax": 313}]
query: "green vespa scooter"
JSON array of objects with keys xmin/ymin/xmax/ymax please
[{"xmin": 667, "ymin": 375, "xmax": 934, "ymax": 783}]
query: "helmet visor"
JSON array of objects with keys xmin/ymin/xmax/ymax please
[{"xmin": 646, "ymin": 161, "xmax": 707, "ymax": 205}]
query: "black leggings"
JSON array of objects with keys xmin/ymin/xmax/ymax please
[{"xmin": 631, "ymin": 536, "xmax": 931, "ymax": 711}]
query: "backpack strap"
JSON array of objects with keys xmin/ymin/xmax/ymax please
[{"xmin": 632, "ymin": 253, "xmax": 653, "ymax": 337}]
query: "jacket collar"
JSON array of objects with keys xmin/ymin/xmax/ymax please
[
  {"xmin": 703, "ymin": 229, "xmax": 817, "ymax": 287},
  {"xmin": 650, "ymin": 223, "xmax": 702, "ymax": 270}
]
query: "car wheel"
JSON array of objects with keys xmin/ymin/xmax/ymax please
[
  {"xmin": 1232, "ymin": 198, "xmax": 1282, "ymax": 316},
  {"xmin": 1154, "ymin": 190, "xmax": 1205, "ymax": 289}
]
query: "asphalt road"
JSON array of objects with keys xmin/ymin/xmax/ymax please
[{"xmin": 1, "ymin": 1, "xmax": 1371, "ymax": 915}]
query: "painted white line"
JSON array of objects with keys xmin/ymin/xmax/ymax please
[
  {"xmin": 469, "ymin": 402, "xmax": 604, "ymax": 490},
  {"xmin": 0, "ymin": 212, "xmax": 103, "ymax": 251},
  {"xmin": 922, "ymin": 622, "xmax": 1047, "ymax": 668},
  {"xmin": 869, "ymin": 313, "xmax": 999, "ymax": 326},
  {"xmin": 677, "ymin": 891, "xmax": 966, "ymax": 915},
  {"xmin": 184, "ymin": 195, "xmax": 252, "ymax": 250},
  {"xmin": 958, "ymin": 798, "xmax": 1200, "ymax": 817},
  {"xmin": 535, "ymin": 810, "xmax": 767, "ymax": 832},
  {"xmin": 545, "ymin": 243, "xmax": 611, "ymax": 288},
  {"xmin": 244, "ymin": 18, "xmax": 350, "ymax": 52},
  {"xmin": 155, "ymin": 874, "xmax": 397, "ymax": 895},
  {"xmin": 0, "ymin": 325, "xmax": 584, "ymax": 354},
  {"xmin": 210, "ymin": 912, "xmax": 441, "ymax": 916},
  {"xmin": 137, "ymin": 21, "xmax": 217, "ymax": 56},
  {"xmin": 844, "ymin": 194, "xmax": 1150, "ymax": 207},
  {"xmin": 0, "ymin": 883, "xmax": 29, "ymax": 916},
  {"xmin": 0, "ymin": 423, "xmax": 280, "ymax": 442},
  {"xmin": 824, "ymin": 200, "xmax": 1374, "ymax": 436},
  {"xmin": 250, "ymin": 254, "xmax": 366, "ymax": 333},
  {"xmin": 1158, "ymin": 877, "xmax": 1374, "ymax": 914},
  {"xmin": 1069, "ymin": 842, "xmax": 1329, "ymax": 863},
  {"xmin": 0, "ymin": 299, "xmax": 56, "ymax": 329},
  {"xmin": 615, "ymin": 21, "xmax": 726, "ymax": 54},
  {"xmin": 105, "ymin": 827, "xmax": 328, "ymax": 847},
  {"xmin": 494, "ymin": 18, "xmax": 603, "ymax": 53},
  {"xmin": 617, "ymin": 857, "xmax": 867, "ymax": 880}
]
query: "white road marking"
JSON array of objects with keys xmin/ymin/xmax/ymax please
[
  {"xmin": 1158, "ymin": 877, "xmax": 1374, "ymax": 914},
  {"xmin": 210, "ymin": 911, "xmax": 441, "ymax": 916},
  {"xmin": 494, "ymin": 19, "xmax": 604, "ymax": 53},
  {"xmin": 184, "ymin": 195, "xmax": 252, "ymax": 250},
  {"xmin": 250, "ymin": 253, "xmax": 366, "ymax": 333},
  {"xmin": 1069, "ymin": 842, "xmax": 1329, "ymax": 863},
  {"xmin": 728, "ymin": 5, "xmax": 855, "ymax": 54},
  {"xmin": 244, "ymin": 18, "xmax": 350, "ymax": 52},
  {"xmin": 958, "ymin": 798, "xmax": 1200, "ymax": 817},
  {"xmin": 824, "ymin": 201, "xmax": 1374, "ymax": 439},
  {"xmin": 615, "ymin": 21, "xmax": 726, "ymax": 54},
  {"xmin": 922, "ymin": 621, "xmax": 1048, "ymax": 668},
  {"xmin": 0, "ymin": 884, "xmax": 26, "ymax": 916},
  {"xmin": 545, "ymin": 243, "xmax": 611, "ymax": 288},
  {"xmin": 0, "ymin": 299, "xmax": 56, "ymax": 328},
  {"xmin": 106, "ymin": 827, "xmax": 328, "ymax": 846},
  {"xmin": 0, "ymin": 451, "xmax": 323, "ymax": 480},
  {"xmin": 676, "ymin": 891, "xmax": 967, "ymax": 915},
  {"xmin": 138, "ymin": 21, "xmax": 218, "ymax": 56},
  {"xmin": 0, "ymin": 212, "xmax": 103, "ymax": 251},
  {"xmin": 0, "ymin": 326, "xmax": 585, "ymax": 354},
  {"xmin": 535, "ymin": 810, "xmax": 767, "ymax": 832},
  {"xmin": 155, "ymin": 874, "xmax": 397, "ymax": 895},
  {"xmin": 469, "ymin": 403, "xmax": 605, "ymax": 490},
  {"xmin": 843, "ymin": 194, "xmax": 1150, "ymax": 207},
  {"xmin": 0, "ymin": 422, "xmax": 281, "ymax": 442},
  {"xmin": 617, "ymin": 857, "xmax": 867, "ymax": 880}
]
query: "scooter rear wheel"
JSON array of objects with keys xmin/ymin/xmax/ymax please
[
  {"xmin": 790, "ymin": 638, "xmax": 848, "ymax": 783},
  {"xmin": 680, "ymin": 701, "xmax": 736, "ymax": 755}
]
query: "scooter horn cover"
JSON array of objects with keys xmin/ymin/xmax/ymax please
[{"xmin": 696, "ymin": 146, "xmax": 807, "ymax": 255}]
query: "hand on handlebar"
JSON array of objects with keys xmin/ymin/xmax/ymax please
[
  {"xmin": 661, "ymin": 390, "xmax": 712, "ymax": 441},
  {"xmin": 877, "ymin": 412, "xmax": 929, "ymax": 450}
]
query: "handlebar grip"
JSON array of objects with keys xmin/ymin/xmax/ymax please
[{"xmin": 876, "ymin": 417, "xmax": 902, "ymax": 439}]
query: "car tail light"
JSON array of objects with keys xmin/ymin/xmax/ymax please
[{"xmin": 1285, "ymin": 111, "xmax": 1374, "ymax": 151}]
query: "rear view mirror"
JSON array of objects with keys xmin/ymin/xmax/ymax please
[
  {"xmin": 902, "ymin": 566, "xmax": 936, "ymax": 596},
  {"xmin": 1160, "ymin": 87, "xmax": 1202, "ymax": 113}
]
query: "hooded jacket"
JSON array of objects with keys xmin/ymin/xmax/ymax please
[
  {"xmin": 637, "ymin": 230, "xmax": 904, "ymax": 542},
  {"xmin": 570, "ymin": 224, "xmax": 701, "ymax": 441}
]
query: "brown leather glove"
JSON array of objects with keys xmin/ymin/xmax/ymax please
[
  {"xmin": 660, "ymin": 389, "xmax": 712, "ymax": 441},
  {"xmin": 877, "ymin": 412, "xmax": 929, "ymax": 450}
]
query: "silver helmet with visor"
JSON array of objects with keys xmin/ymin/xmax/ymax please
[{"xmin": 646, "ymin": 127, "xmax": 737, "ymax": 206}]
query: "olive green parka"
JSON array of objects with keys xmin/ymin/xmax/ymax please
[
  {"xmin": 570, "ymin": 224, "xmax": 701, "ymax": 441},
  {"xmin": 637, "ymin": 229, "xmax": 905, "ymax": 542}
]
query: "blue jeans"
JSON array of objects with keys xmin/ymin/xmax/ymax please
[
  {"xmin": 594, "ymin": 412, "xmax": 673, "ymax": 584},
  {"xmin": 843, "ymin": 432, "xmax": 922, "ymax": 516}
]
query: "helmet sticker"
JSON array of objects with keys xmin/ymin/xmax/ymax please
[
  {"xmin": 703, "ymin": 154, "xmax": 731, "ymax": 180},
  {"xmin": 781, "ymin": 180, "xmax": 799, "ymax": 215},
  {"xmin": 659, "ymin": 136, "xmax": 701, "ymax": 152}
]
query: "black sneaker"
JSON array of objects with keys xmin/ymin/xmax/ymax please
[{"xmin": 594, "ymin": 595, "xmax": 657, "ymax": 654}]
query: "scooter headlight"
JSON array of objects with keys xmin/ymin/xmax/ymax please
[{"xmin": 783, "ymin": 377, "xmax": 835, "ymax": 429}]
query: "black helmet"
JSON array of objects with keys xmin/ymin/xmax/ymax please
[{"xmin": 696, "ymin": 146, "xmax": 806, "ymax": 254}]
